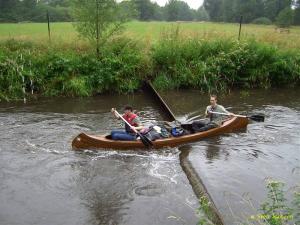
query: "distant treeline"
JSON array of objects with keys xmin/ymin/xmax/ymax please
[
  {"xmin": 0, "ymin": 0, "xmax": 71, "ymax": 22},
  {"xmin": 204, "ymin": 0, "xmax": 300, "ymax": 25},
  {"xmin": 0, "ymin": 0, "xmax": 300, "ymax": 25}
]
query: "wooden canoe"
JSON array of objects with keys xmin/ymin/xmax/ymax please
[{"xmin": 72, "ymin": 117, "xmax": 248, "ymax": 150}]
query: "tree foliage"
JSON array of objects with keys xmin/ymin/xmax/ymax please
[
  {"xmin": 294, "ymin": 0, "xmax": 300, "ymax": 25},
  {"xmin": 0, "ymin": 0, "xmax": 71, "ymax": 22},
  {"xmin": 70, "ymin": 0, "xmax": 129, "ymax": 55},
  {"xmin": 203, "ymin": 0, "xmax": 294, "ymax": 24},
  {"xmin": 195, "ymin": 6, "xmax": 210, "ymax": 21},
  {"xmin": 276, "ymin": 7, "xmax": 294, "ymax": 27},
  {"xmin": 0, "ymin": 0, "xmax": 298, "ymax": 25},
  {"xmin": 203, "ymin": 0, "xmax": 223, "ymax": 22},
  {"xmin": 133, "ymin": 0, "xmax": 156, "ymax": 21}
]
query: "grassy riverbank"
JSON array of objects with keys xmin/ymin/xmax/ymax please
[{"xmin": 0, "ymin": 22, "xmax": 300, "ymax": 101}]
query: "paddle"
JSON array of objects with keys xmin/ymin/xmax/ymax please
[
  {"xmin": 114, "ymin": 110, "xmax": 153, "ymax": 148},
  {"xmin": 185, "ymin": 114, "xmax": 203, "ymax": 123},
  {"xmin": 209, "ymin": 111, "xmax": 265, "ymax": 122}
]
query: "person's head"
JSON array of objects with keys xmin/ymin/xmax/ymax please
[
  {"xmin": 124, "ymin": 105, "xmax": 133, "ymax": 115},
  {"xmin": 210, "ymin": 95, "xmax": 217, "ymax": 106}
]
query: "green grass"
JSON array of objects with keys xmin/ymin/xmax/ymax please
[
  {"xmin": 0, "ymin": 21, "xmax": 299, "ymax": 101},
  {"xmin": 0, "ymin": 21, "xmax": 300, "ymax": 49}
]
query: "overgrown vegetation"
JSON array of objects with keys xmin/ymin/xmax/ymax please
[
  {"xmin": 197, "ymin": 196, "xmax": 217, "ymax": 225},
  {"xmin": 197, "ymin": 180, "xmax": 300, "ymax": 225},
  {"xmin": 151, "ymin": 29, "xmax": 300, "ymax": 92},
  {"xmin": 0, "ymin": 28, "xmax": 299, "ymax": 101}
]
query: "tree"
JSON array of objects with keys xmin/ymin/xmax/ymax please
[
  {"xmin": 254, "ymin": 0, "xmax": 265, "ymax": 20},
  {"xmin": 133, "ymin": 0, "xmax": 156, "ymax": 21},
  {"xmin": 219, "ymin": 0, "xmax": 266, "ymax": 23},
  {"xmin": 275, "ymin": 6, "xmax": 294, "ymax": 27},
  {"xmin": 119, "ymin": 0, "xmax": 138, "ymax": 20},
  {"xmin": 0, "ymin": 0, "xmax": 21, "ymax": 22},
  {"xmin": 233, "ymin": 0, "xmax": 264, "ymax": 23},
  {"xmin": 203, "ymin": 0, "xmax": 223, "ymax": 21},
  {"xmin": 177, "ymin": 1, "xmax": 194, "ymax": 21},
  {"xmin": 152, "ymin": 3, "xmax": 164, "ymax": 20},
  {"xmin": 222, "ymin": 0, "xmax": 236, "ymax": 22},
  {"xmin": 165, "ymin": 0, "xmax": 194, "ymax": 21},
  {"xmin": 46, "ymin": 0, "xmax": 71, "ymax": 7},
  {"xmin": 23, "ymin": 0, "xmax": 37, "ymax": 8},
  {"xmin": 195, "ymin": 6, "xmax": 210, "ymax": 21},
  {"xmin": 264, "ymin": 0, "xmax": 292, "ymax": 21},
  {"xmin": 165, "ymin": 0, "xmax": 179, "ymax": 21},
  {"xmin": 70, "ymin": 0, "xmax": 128, "ymax": 56},
  {"xmin": 0, "ymin": 0, "xmax": 19, "ymax": 10},
  {"xmin": 294, "ymin": 0, "xmax": 300, "ymax": 25}
]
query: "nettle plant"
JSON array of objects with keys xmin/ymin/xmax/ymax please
[{"xmin": 259, "ymin": 180, "xmax": 299, "ymax": 225}]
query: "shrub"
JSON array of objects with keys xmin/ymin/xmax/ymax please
[
  {"xmin": 0, "ymin": 35, "xmax": 299, "ymax": 101},
  {"xmin": 252, "ymin": 17, "xmax": 272, "ymax": 25},
  {"xmin": 276, "ymin": 7, "xmax": 294, "ymax": 28}
]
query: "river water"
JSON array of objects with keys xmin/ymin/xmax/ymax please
[{"xmin": 0, "ymin": 89, "xmax": 299, "ymax": 225}]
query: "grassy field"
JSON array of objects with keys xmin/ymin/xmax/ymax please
[{"xmin": 0, "ymin": 21, "xmax": 300, "ymax": 49}]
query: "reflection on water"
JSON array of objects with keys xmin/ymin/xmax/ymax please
[{"xmin": 0, "ymin": 88, "xmax": 299, "ymax": 225}]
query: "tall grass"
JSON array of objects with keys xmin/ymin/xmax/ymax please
[
  {"xmin": 1, "ymin": 22, "xmax": 300, "ymax": 49},
  {"xmin": 0, "ymin": 28, "xmax": 299, "ymax": 101},
  {"xmin": 0, "ymin": 37, "xmax": 149, "ymax": 101},
  {"xmin": 151, "ymin": 29, "xmax": 300, "ymax": 92}
]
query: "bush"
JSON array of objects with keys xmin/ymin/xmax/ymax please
[
  {"xmin": 151, "ymin": 32, "xmax": 300, "ymax": 92},
  {"xmin": 276, "ymin": 7, "xmax": 294, "ymax": 28},
  {"xmin": 252, "ymin": 17, "xmax": 272, "ymax": 25},
  {"xmin": 0, "ymin": 35, "xmax": 299, "ymax": 101}
]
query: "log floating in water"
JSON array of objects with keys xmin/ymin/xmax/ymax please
[{"xmin": 142, "ymin": 81, "xmax": 176, "ymax": 121}]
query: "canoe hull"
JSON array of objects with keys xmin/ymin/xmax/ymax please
[{"xmin": 72, "ymin": 117, "xmax": 248, "ymax": 150}]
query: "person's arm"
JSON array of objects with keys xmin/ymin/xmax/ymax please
[
  {"xmin": 132, "ymin": 117, "xmax": 144, "ymax": 131},
  {"xmin": 219, "ymin": 105, "xmax": 234, "ymax": 117},
  {"xmin": 111, "ymin": 108, "xmax": 120, "ymax": 119}
]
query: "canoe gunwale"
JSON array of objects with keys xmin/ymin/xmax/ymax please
[{"xmin": 72, "ymin": 117, "xmax": 248, "ymax": 150}]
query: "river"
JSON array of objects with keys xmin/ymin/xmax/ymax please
[{"xmin": 0, "ymin": 88, "xmax": 299, "ymax": 225}]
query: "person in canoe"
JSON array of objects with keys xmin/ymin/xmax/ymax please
[
  {"xmin": 110, "ymin": 105, "xmax": 144, "ymax": 141},
  {"xmin": 192, "ymin": 95, "xmax": 234, "ymax": 132}
]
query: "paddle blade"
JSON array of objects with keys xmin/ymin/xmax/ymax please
[
  {"xmin": 138, "ymin": 133, "xmax": 153, "ymax": 148},
  {"xmin": 249, "ymin": 115, "xmax": 265, "ymax": 122}
]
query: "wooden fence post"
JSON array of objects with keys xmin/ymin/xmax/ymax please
[
  {"xmin": 238, "ymin": 15, "xmax": 243, "ymax": 41},
  {"xmin": 47, "ymin": 10, "xmax": 51, "ymax": 42}
]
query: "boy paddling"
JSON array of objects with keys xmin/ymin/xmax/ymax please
[
  {"xmin": 111, "ymin": 105, "xmax": 144, "ymax": 141},
  {"xmin": 192, "ymin": 95, "xmax": 234, "ymax": 132}
]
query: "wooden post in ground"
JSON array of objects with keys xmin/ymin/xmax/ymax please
[
  {"xmin": 47, "ymin": 10, "xmax": 51, "ymax": 42},
  {"xmin": 96, "ymin": 0, "xmax": 100, "ymax": 58},
  {"xmin": 238, "ymin": 15, "xmax": 243, "ymax": 41}
]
